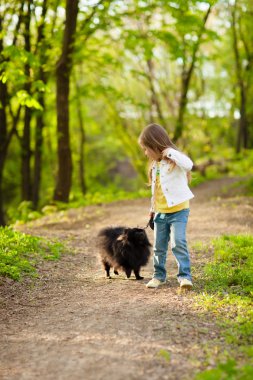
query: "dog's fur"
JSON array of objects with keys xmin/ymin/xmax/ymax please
[{"xmin": 97, "ymin": 227, "xmax": 151, "ymax": 280}]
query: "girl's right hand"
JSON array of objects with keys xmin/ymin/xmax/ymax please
[{"xmin": 148, "ymin": 213, "xmax": 155, "ymax": 230}]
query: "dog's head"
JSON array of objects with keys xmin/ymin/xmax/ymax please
[{"xmin": 117, "ymin": 228, "xmax": 151, "ymax": 247}]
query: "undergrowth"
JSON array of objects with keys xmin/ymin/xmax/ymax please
[
  {"xmin": 195, "ymin": 359, "xmax": 253, "ymax": 380},
  {"xmin": 193, "ymin": 234, "xmax": 253, "ymax": 379},
  {"xmin": 7, "ymin": 188, "xmax": 151, "ymax": 224},
  {"xmin": 0, "ymin": 227, "xmax": 64, "ymax": 281}
]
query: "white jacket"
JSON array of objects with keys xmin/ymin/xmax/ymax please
[{"xmin": 151, "ymin": 148, "xmax": 194, "ymax": 211}]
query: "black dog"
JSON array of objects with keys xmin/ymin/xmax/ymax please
[{"xmin": 97, "ymin": 227, "xmax": 151, "ymax": 280}]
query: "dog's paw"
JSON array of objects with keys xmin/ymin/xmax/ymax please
[
  {"xmin": 136, "ymin": 276, "xmax": 144, "ymax": 280},
  {"xmin": 114, "ymin": 270, "xmax": 119, "ymax": 275}
]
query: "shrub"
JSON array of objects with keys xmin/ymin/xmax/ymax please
[{"xmin": 0, "ymin": 227, "xmax": 64, "ymax": 280}]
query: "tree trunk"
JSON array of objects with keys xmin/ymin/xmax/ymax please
[
  {"xmin": 0, "ymin": 5, "xmax": 23, "ymax": 224},
  {"xmin": 238, "ymin": 10, "xmax": 252, "ymax": 148},
  {"xmin": 54, "ymin": 0, "xmax": 79, "ymax": 202},
  {"xmin": 76, "ymin": 92, "xmax": 87, "ymax": 194},
  {"xmin": 146, "ymin": 59, "xmax": 167, "ymax": 127},
  {"xmin": 174, "ymin": 5, "xmax": 212, "ymax": 142},
  {"xmin": 33, "ymin": 0, "xmax": 48, "ymax": 209},
  {"xmin": 0, "ymin": 94, "xmax": 21, "ymax": 225},
  {"xmin": 78, "ymin": 106, "xmax": 86, "ymax": 195},
  {"xmin": 21, "ymin": 0, "xmax": 33, "ymax": 201},
  {"xmin": 231, "ymin": 1, "xmax": 248, "ymax": 153},
  {"xmin": 33, "ymin": 94, "xmax": 44, "ymax": 208},
  {"xmin": 0, "ymin": 58, "xmax": 7, "ymax": 225},
  {"xmin": 73, "ymin": 68, "xmax": 87, "ymax": 194},
  {"xmin": 174, "ymin": 72, "xmax": 191, "ymax": 142},
  {"xmin": 22, "ymin": 108, "xmax": 32, "ymax": 200}
]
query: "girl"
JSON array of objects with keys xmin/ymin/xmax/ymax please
[{"xmin": 138, "ymin": 123, "xmax": 194, "ymax": 289}]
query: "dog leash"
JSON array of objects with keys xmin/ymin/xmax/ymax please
[
  {"xmin": 144, "ymin": 214, "xmax": 154, "ymax": 230},
  {"xmin": 141, "ymin": 163, "xmax": 158, "ymax": 231}
]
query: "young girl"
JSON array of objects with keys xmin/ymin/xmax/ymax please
[{"xmin": 138, "ymin": 123, "xmax": 194, "ymax": 289}]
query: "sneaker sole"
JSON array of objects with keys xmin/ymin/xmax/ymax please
[
  {"xmin": 146, "ymin": 282, "xmax": 166, "ymax": 288},
  {"xmin": 180, "ymin": 284, "xmax": 193, "ymax": 290}
]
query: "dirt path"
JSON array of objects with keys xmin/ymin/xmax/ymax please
[{"xmin": 1, "ymin": 177, "xmax": 253, "ymax": 380}]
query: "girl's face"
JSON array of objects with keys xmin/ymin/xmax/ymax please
[{"xmin": 141, "ymin": 145, "xmax": 160, "ymax": 161}]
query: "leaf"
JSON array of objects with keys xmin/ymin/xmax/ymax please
[
  {"xmin": 0, "ymin": 72, "xmax": 7, "ymax": 83},
  {"xmin": 15, "ymin": 90, "xmax": 43, "ymax": 110},
  {"xmin": 157, "ymin": 349, "xmax": 171, "ymax": 362}
]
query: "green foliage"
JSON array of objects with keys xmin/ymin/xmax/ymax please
[
  {"xmin": 68, "ymin": 187, "xmax": 150, "ymax": 208},
  {"xmin": 7, "ymin": 201, "xmax": 42, "ymax": 223},
  {"xmin": 1, "ymin": 0, "xmax": 253, "ymax": 225},
  {"xmin": 7, "ymin": 188, "xmax": 150, "ymax": 224},
  {"xmin": 193, "ymin": 234, "xmax": 253, "ymax": 378},
  {"xmin": 194, "ymin": 234, "xmax": 253, "ymax": 345},
  {"xmin": 203, "ymin": 235, "xmax": 253, "ymax": 296},
  {"xmin": 15, "ymin": 90, "xmax": 43, "ymax": 110},
  {"xmin": 1, "ymin": 45, "xmax": 40, "ymax": 88},
  {"xmin": 192, "ymin": 148, "xmax": 253, "ymax": 186},
  {"xmin": 243, "ymin": 178, "xmax": 253, "ymax": 196},
  {"xmin": 227, "ymin": 150, "xmax": 253, "ymax": 177},
  {"xmin": 157, "ymin": 349, "xmax": 171, "ymax": 362},
  {"xmin": 195, "ymin": 359, "xmax": 253, "ymax": 380},
  {"xmin": 0, "ymin": 227, "xmax": 64, "ymax": 281}
]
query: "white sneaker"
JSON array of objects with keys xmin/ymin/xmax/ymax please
[
  {"xmin": 146, "ymin": 278, "xmax": 166, "ymax": 288},
  {"xmin": 180, "ymin": 278, "xmax": 193, "ymax": 289}
]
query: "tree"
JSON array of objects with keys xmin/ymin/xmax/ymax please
[
  {"xmin": 0, "ymin": 2, "xmax": 24, "ymax": 225},
  {"xmin": 54, "ymin": 0, "xmax": 113, "ymax": 201},
  {"xmin": 53, "ymin": 0, "xmax": 79, "ymax": 202},
  {"xmin": 21, "ymin": 0, "xmax": 33, "ymax": 201},
  {"xmin": 33, "ymin": 0, "xmax": 49, "ymax": 208},
  {"xmin": 0, "ymin": 15, "xmax": 9, "ymax": 225},
  {"xmin": 173, "ymin": 2, "xmax": 213, "ymax": 142},
  {"xmin": 231, "ymin": 0, "xmax": 253, "ymax": 151}
]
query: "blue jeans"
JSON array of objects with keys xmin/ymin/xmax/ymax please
[{"xmin": 153, "ymin": 209, "xmax": 191, "ymax": 282}]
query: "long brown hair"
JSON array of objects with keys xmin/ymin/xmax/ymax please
[
  {"xmin": 138, "ymin": 123, "xmax": 191, "ymax": 184},
  {"xmin": 138, "ymin": 123, "xmax": 177, "ymax": 156}
]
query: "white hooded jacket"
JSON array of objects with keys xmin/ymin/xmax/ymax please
[{"xmin": 150, "ymin": 148, "xmax": 194, "ymax": 212}]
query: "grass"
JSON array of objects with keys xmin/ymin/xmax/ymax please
[
  {"xmin": 0, "ymin": 227, "xmax": 64, "ymax": 281},
  {"xmin": 193, "ymin": 235, "xmax": 253, "ymax": 379},
  {"xmin": 195, "ymin": 359, "xmax": 253, "ymax": 380},
  {"xmin": 229, "ymin": 177, "xmax": 253, "ymax": 197},
  {"xmin": 202, "ymin": 235, "xmax": 253, "ymax": 296}
]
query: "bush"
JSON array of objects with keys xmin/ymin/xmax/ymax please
[
  {"xmin": 195, "ymin": 359, "xmax": 253, "ymax": 380},
  {"xmin": 0, "ymin": 227, "xmax": 64, "ymax": 280}
]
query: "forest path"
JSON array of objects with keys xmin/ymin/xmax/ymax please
[{"xmin": 1, "ymin": 177, "xmax": 253, "ymax": 380}]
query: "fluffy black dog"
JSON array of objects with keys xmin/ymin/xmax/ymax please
[{"xmin": 97, "ymin": 227, "xmax": 151, "ymax": 280}]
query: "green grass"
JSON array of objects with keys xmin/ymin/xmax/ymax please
[
  {"xmin": 230, "ymin": 177, "xmax": 253, "ymax": 196},
  {"xmin": 0, "ymin": 227, "xmax": 64, "ymax": 281},
  {"xmin": 193, "ymin": 235, "xmax": 253, "ymax": 379},
  {"xmin": 157, "ymin": 349, "xmax": 171, "ymax": 362},
  {"xmin": 195, "ymin": 359, "xmax": 253, "ymax": 380},
  {"xmin": 203, "ymin": 235, "xmax": 253, "ymax": 296}
]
